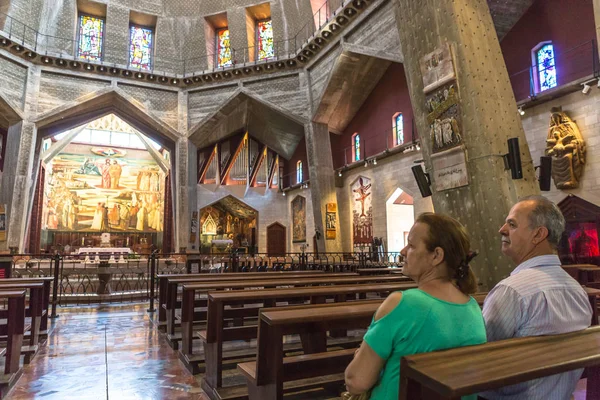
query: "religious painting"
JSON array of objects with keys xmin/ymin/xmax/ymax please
[
  {"xmin": 545, "ymin": 107, "xmax": 586, "ymax": 189},
  {"xmin": 326, "ymin": 203, "xmax": 337, "ymax": 240},
  {"xmin": 352, "ymin": 177, "xmax": 373, "ymax": 245},
  {"xmin": 420, "ymin": 44, "xmax": 456, "ymax": 93},
  {"xmin": 0, "ymin": 204, "xmax": 6, "ymax": 241},
  {"xmin": 292, "ymin": 196, "xmax": 306, "ymax": 243},
  {"xmin": 42, "ymin": 148, "xmax": 165, "ymax": 233},
  {"xmin": 427, "ymin": 82, "xmax": 463, "ymax": 153}
]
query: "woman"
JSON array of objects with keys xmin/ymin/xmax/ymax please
[{"xmin": 345, "ymin": 213, "xmax": 486, "ymax": 400}]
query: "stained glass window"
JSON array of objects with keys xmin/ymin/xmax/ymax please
[
  {"xmin": 129, "ymin": 25, "xmax": 153, "ymax": 70},
  {"xmin": 394, "ymin": 113, "xmax": 404, "ymax": 146},
  {"xmin": 353, "ymin": 134, "xmax": 361, "ymax": 161},
  {"xmin": 217, "ymin": 29, "xmax": 233, "ymax": 67},
  {"xmin": 257, "ymin": 20, "xmax": 274, "ymax": 60},
  {"xmin": 296, "ymin": 161, "xmax": 303, "ymax": 184},
  {"xmin": 537, "ymin": 44, "xmax": 557, "ymax": 92},
  {"xmin": 77, "ymin": 14, "xmax": 104, "ymax": 61}
]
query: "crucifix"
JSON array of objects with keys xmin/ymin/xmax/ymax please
[{"xmin": 353, "ymin": 177, "xmax": 371, "ymax": 217}]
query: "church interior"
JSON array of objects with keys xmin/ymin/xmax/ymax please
[{"xmin": 0, "ymin": 0, "xmax": 598, "ymax": 398}]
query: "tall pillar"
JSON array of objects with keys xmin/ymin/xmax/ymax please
[
  {"xmin": 304, "ymin": 122, "xmax": 343, "ymax": 253},
  {"xmin": 393, "ymin": 0, "xmax": 539, "ymax": 289},
  {"xmin": 175, "ymin": 136, "xmax": 190, "ymax": 253},
  {"xmin": 593, "ymin": 0, "xmax": 600, "ymax": 56}
]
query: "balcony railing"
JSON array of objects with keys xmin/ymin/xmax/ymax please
[
  {"xmin": 0, "ymin": 0, "xmax": 351, "ymax": 77},
  {"xmin": 509, "ymin": 39, "xmax": 600, "ymax": 103}
]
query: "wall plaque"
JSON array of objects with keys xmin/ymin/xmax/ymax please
[{"xmin": 431, "ymin": 146, "xmax": 469, "ymax": 191}]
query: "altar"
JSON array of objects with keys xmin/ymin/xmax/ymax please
[{"xmin": 75, "ymin": 247, "xmax": 132, "ymax": 255}]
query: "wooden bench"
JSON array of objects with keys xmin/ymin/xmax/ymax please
[
  {"xmin": 165, "ymin": 274, "xmax": 407, "ymax": 348},
  {"xmin": 357, "ymin": 268, "xmax": 404, "ymax": 275},
  {"xmin": 198, "ymin": 281, "xmax": 417, "ymax": 393},
  {"xmin": 0, "ymin": 282, "xmax": 44, "ymax": 363},
  {"xmin": 0, "ymin": 289, "xmax": 26, "ymax": 398},
  {"xmin": 400, "ymin": 325, "xmax": 600, "ymax": 399},
  {"xmin": 0, "ymin": 277, "xmax": 53, "ymax": 337},
  {"xmin": 158, "ymin": 272, "xmax": 350, "ymax": 333},
  {"xmin": 237, "ymin": 301, "xmax": 382, "ymax": 400}
]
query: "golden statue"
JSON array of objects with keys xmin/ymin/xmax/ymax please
[{"xmin": 545, "ymin": 107, "xmax": 586, "ymax": 189}]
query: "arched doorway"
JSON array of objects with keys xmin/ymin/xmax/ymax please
[
  {"xmin": 386, "ymin": 188, "xmax": 414, "ymax": 253},
  {"xmin": 267, "ymin": 222, "xmax": 286, "ymax": 256}
]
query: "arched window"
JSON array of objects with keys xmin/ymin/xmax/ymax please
[
  {"xmin": 352, "ymin": 133, "xmax": 361, "ymax": 162},
  {"xmin": 393, "ymin": 113, "xmax": 404, "ymax": 146},
  {"xmin": 296, "ymin": 160, "xmax": 303, "ymax": 184},
  {"xmin": 533, "ymin": 41, "xmax": 557, "ymax": 92}
]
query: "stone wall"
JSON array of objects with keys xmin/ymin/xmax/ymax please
[
  {"xmin": 345, "ymin": 0, "xmax": 401, "ymax": 55},
  {"xmin": 243, "ymin": 73, "xmax": 309, "ymax": 119},
  {"xmin": 187, "ymin": 85, "xmax": 239, "ymax": 128},
  {"xmin": 37, "ymin": 71, "xmax": 111, "ymax": 116},
  {"xmin": 0, "ymin": 55, "xmax": 27, "ymax": 110},
  {"xmin": 336, "ymin": 149, "xmax": 433, "ymax": 252}
]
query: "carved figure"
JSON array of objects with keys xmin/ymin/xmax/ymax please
[{"xmin": 545, "ymin": 108, "xmax": 586, "ymax": 189}]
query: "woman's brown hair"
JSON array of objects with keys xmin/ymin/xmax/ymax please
[{"xmin": 415, "ymin": 213, "xmax": 478, "ymax": 295}]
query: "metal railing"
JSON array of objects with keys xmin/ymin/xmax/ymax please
[
  {"xmin": 509, "ymin": 39, "xmax": 600, "ymax": 103},
  {"xmin": 8, "ymin": 250, "xmax": 403, "ymax": 307},
  {"xmin": 0, "ymin": 0, "xmax": 349, "ymax": 76}
]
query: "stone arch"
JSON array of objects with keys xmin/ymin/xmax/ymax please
[
  {"xmin": 188, "ymin": 88, "xmax": 306, "ymax": 160},
  {"xmin": 27, "ymin": 89, "xmax": 182, "ymax": 253}
]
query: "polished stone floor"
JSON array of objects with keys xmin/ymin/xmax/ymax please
[{"xmin": 7, "ymin": 303, "xmax": 208, "ymax": 400}]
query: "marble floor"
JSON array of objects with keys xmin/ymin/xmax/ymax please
[
  {"xmin": 6, "ymin": 303, "xmax": 209, "ymax": 400},
  {"xmin": 4, "ymin": 302, "xmax": 590, "ymax": 400}
]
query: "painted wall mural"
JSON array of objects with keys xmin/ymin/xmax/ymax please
[
  {"xmin": 352, "ymin": 176, "xmax": 373, "ymax": 246},
  {"xmin": 292, "ymin": 195, "xmax": 306, "ymax": 243},
  {"xmin": 43, "ymin": 150, "xmax": 165, "ymax": 233}
]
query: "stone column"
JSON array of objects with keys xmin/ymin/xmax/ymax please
[
  {"xmin": 2, "ymin": 66, "xmax": 41, "ymax": 252},
  {"xmin": 175, "ymin": 137, "xmax": 190, "ymax": 253},
  {"xmin": 304, "ymin": 122, "xmax": 343, "ymax": 253},
  {"xmin": 393, "ymin": 0, "xmax": 539, "ymax": 290}
]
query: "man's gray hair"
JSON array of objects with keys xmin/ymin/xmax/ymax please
[{"xmin": 518, "ymin": 195, "xmax": 565, "ymax": 248}]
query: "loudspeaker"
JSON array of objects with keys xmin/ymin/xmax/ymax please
[
  {"xmin": 411, "ymin": 165, "xmax": 432, "ymax": 198},
  {"xmin": 507, "ymin": 138, "xmax": 523, "ymax": 179},
  {"xmin": 539, "ymin": 156, "xmax": 552, "ymax": 191}
]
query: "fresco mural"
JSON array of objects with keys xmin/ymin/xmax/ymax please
[
  {"xmin": 352, "ymin": 176, "xmax": 373, "ymax": 247},
  {"xmin": 292, "ymin": 196, "xmax": 306, "ymax": 243},
  {"xmin": 42, "ymin": 150, "xmax": 165, "ymax": 233}
]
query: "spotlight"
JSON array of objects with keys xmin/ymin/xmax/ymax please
[
  {"xmin": 364, "ymin": 161, "xmax": 368, "ymax": 168},
  {"xmin": 135, "ymin": 72, "xmax": 144, "ymax": 79},
  {"xmin": 84, "ymin": 63, "xmax": 93, "ymax": 71},
  {"xmin": 147, "ymin": 74, "xmax": 156, "ymax": 81},
  {"xmin": 373, "ymin": 158, "xmax": 377, "ymax": 165},
  {"xmin": 97, "ymin": 65, "xmax": 107, "ymax": 72},
  {"xmin": 282, "ymin": 191, "xmax": 286, "ymax": 197},
  {"xmin": 338, "ymin": 170, "xmax": 342, "ymax": 177},
  {"xmin": 171, "ymin": 78, "xmax": 179, "ymax": 84},
  {"xmin": 56, "ymin": 59, "xmax": 67, "ymax": 66},
  {"xmin": 41, "ymin": 56, "xmax": 52, "ymax": 64},
  {"xmin": 582, "ymin": 83, "xmax": 591, "ymax": 94},
  {"xmin": 109, "ymin": 67, "xmax": 119, "ymax": 74},
  {"xmin": 25, "ymin": 50, "xmax": 36, "ymax": 58},
  {"xmin": 0, "ymin": 38, "xmax": 11, "ymax": 46},
  {"xmin": 69, "ymin": 60, "xmax": 80, "ymax": 68},
  {"xmin": 518, "ymin": 106, "xmax": 525, "ymax": 116}
]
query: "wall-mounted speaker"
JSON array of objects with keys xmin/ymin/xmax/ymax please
[
  {"xmin": 411, "ymin": 165, "xmax": 432, "ymax": 198},
  {"xmin": 507, "ymin": 138, "xmax": 523, "ymax": 179},
  {"xmin": 539, "ymin": 156, "xmax": 552, "ymax": 191}
]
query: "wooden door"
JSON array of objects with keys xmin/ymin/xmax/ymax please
[{"xmin": 267, "ymin": 223, "xmax": 286, "ymax": 256}]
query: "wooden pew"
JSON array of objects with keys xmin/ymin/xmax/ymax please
[
  {"xmin": 0, "ymin": 282, "xmax": 44, "ymax": 363},
  {"xmin": 158, "ymin": 272, "xmax": 351, "ymax": 333},
  {"xmin": 237, "ymin": 301, "xmax": 382, "ymax": 400},
  {"xmin": 399, "ymin": 325, "xmax": 600, "ymax": 400},
  {"xmin": 0, "ymin": 289, "xmax": 26, "ymax": 398},
  {"xmin": 0, "ymin": 277, "xmax": 53, "ymax": 337},
  {"xmin": 197, "ymin": 281, "xmax": 417, "ymax": 392},
  {"xmin": 165, "ymin": 274, "xmax": 406, "ymax": 347},
  {"xmin": 357, "ymin": 268, "xmax": 404, "ymax": 275}
]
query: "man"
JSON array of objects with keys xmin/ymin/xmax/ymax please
[{"xmin": 482, "ymin": 195, "xmax": 592, "ymax": 400}]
